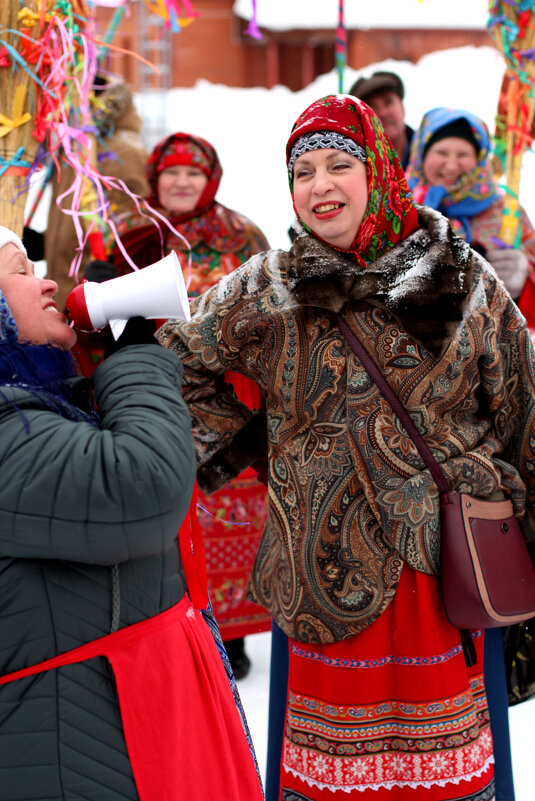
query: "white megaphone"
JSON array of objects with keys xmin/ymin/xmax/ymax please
[{"xmin": 65, "ymin": 251, "xmax": 191, "ymax": 338}]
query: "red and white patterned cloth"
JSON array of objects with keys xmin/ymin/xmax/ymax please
[{"xmin": 280, "ymin": 566, "xmax": 494, "ymax": 801}]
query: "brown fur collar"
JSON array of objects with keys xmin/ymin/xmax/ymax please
[{"xmin": 286, "ymin": 205, "xmax": 474, "ymax": 357}]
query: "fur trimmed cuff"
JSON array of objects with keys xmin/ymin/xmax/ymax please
[{"xmin": 196, "ymin": 411, "xmax": 268, "ymax": 495}]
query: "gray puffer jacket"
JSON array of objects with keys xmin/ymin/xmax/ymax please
[{"xmin": 0, "ymin": 344, "xmax": 196, "ymax": 801}]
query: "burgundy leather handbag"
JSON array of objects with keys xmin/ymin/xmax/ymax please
[{"xmin": 337, "ymin": 313, "xmax": 535, "ymax": 631}]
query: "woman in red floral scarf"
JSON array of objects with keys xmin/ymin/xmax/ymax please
[
  {"xmin": 110, "ymin": 132, "xmax": 271, "ymax": 679},
  {"xmin": 158, "ymin": 96, "xmax": 535, "ymax": 799},
  {"xmin": 114, "ymin": 131, "xmax": 269, "ymax": 294}
]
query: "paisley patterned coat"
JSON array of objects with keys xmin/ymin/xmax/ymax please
[{"xmin": 158, "ymin": 205, "xmax": 535, "ymax": 644}]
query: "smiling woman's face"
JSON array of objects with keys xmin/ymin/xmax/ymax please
[
  {"xmin": 292, "ymin": 148, "xmax": 368, "ymax": 250},
  {"xmin": 157, "ymin": 165, "xmax": 209, "ymax": 215},
  {"xmin": 423, "ymin": 137, "xmax": 478, "ymax": 188},
  {"xmin": 0, "ymin": 244, "xmax": 76, "ymax": 350}
]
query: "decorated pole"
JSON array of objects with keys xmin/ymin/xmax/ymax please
[
  {"xmin": 2, "ymin": 0, "xmax": 200, "ymax": 268},
  {"xmin": 0, "ymin": 2, "xmax": 41, "ymax": 236},
  {"xmin": 488, "ymin": 0, "xmax": 535, "ymax": 247},
  {"xmin": 335, "ymin": 0, "xmax": 346, "ymax": 93},
  {"xmin": 0, "ymin": 0, "xmax": 99, "ymax": 247}
]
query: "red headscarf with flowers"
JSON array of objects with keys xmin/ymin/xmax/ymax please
[
  {"xmin": 146, "ymin": 132, "xmax": 223, "ymax": 221},
  {"xmin": 286, "ymin": 95, "xmax": 419, "ymax": 266},
  {"xmin": 113, "ymin": 132, "xmax": 255, "ymax": 271}
]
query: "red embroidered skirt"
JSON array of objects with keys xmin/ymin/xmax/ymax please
[
  {"xmin": 280, "ymin": 567, "xmax": 494, "ymax": 800},
  {"xmin": 199, "ymin": 371, "xmax": 271, "ymax": 640}
]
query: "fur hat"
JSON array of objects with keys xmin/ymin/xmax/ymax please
[
  {"xmin": 0, "ymin": 226, "xmax": 26, "ymax": 256},
  {"xmin": 349, "ymin": 71, "xmax": 404, "ymax": 103}
]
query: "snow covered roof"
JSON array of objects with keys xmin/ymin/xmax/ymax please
[{"xmin": 233, "ymin": 0, "xmax": 489, "ymax": 32}]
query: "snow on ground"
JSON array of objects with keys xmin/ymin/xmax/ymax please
[{"xmin": 26, "ymin": 42, "xmax": 535, "ymax": 799}]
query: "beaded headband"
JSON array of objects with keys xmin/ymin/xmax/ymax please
[{"xmin": 288, "ymin": 130, "xmax": 366, "ymax": 178}]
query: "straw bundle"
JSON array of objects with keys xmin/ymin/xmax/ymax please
[
  {"xmin": 0, "ymin": 1, "xmax": 40, "ymax": 237},
  {"xmin": 488, "ymin": 1, "xmax": 535, "ymax": 246}
]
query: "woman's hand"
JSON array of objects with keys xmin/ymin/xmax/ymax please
[{"xmin": 486, "ymin": 247, "xmax": 529, "ymax": 300}]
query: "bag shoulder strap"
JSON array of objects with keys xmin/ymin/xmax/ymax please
[{"xmin": 336, "ymin": 313, "xmax": 450, "ymax": 494}]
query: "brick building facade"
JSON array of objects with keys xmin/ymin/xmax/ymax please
[{"xmin": 95, "ymin": 1, "xmax": 494, "ymax": 92}]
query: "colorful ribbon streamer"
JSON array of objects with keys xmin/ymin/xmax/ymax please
[
  {"xmin": 143, "ymin": 0, "xmax": 198, "ymax": 31},
  {"xmin": 244, "ymin": 0, "xmax": 262, "ymax": 40},
  {"xmin": 0, "ymin": 85, "xmax": 31, "ymax": 139},
  {"xmin": 335, "ymin": 0, "xmax": 346, "ymax": 93},
  {"xmin": 487, "ymin": 1, "xmax": 535, "ymax": 245},
  {"xmin": 0, "ymin": 0, "xmax": 202, "ymax": 272}
]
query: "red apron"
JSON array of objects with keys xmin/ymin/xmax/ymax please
[{"xmin": 0, "ymin": 486, "xmax": 264, "ymax": 801}]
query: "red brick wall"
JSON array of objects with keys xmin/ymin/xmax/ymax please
[
  {"xmin": 96, "ymin": 1, "xmax": 247, "ymax": 89},
  {"xmin": 94, "ymin": 5, "xmax": 495, "ymax": 91},
  {"xmin": 347, "ymin": 28, "xmax": 493, "ymax": 69}
]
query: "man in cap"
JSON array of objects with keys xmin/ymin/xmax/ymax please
[{"xmin": 349, "ymin": 70, "xmax": 414, "ymax": 169}]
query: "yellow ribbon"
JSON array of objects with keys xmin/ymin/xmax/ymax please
[
  {"xmin": 0, "ymin": 85, "xmax": 32, "ymax": 139},
  {"xmin": 144, "ymin": 0, "xmax": 196, "ymax": 26},
  {"xmin": 17, "ymin": 2, "xmax": 51, "ymax": 27}
]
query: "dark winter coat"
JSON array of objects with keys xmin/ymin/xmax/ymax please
[
  {"xmin": 400, "ymin": 122, "xmax": 415, "ymax": 170},
  {"xmin": 0, "ymin": 344, "xmax": 196, "ymax": 800},
  {"xmin": 158, "ymin": 206, "xmax": 535, "ymax": 644}
]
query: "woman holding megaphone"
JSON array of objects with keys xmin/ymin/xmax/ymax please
[
  {"xmin": 83, "ymin": 132, "xmax": 272, "ymax": 680},
  {"xmin": 0, "ymin": 226, "xmax": 263, "ymax": 800}
]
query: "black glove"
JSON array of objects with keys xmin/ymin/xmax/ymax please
[
  {"xmin": 84, "ymin": 259, "xmax": 116, "ymax": 283},
  {"xmin": 22, "ymin": 227, "xmax": 45, "ymax": 261},
  {"xmin": 105, "ymin": 316, "xmax": 157, "ymax": 356}
]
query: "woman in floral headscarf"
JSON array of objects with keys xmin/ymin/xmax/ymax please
[
  {"xmin": 407, "ymin": 107, "xmax": 535, "ymax": 306},
  {"xmin": 113, "ymin": 132, "xmax": 269, "ymax": 294},
  {"xmin": 109, "ymin": 132, "xmax": 271, "ymax": 679},
  {"xmin": 158, "ymin": 95, "xmax": 535, "ymax": 799}
]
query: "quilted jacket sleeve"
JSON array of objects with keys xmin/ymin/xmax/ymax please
[{"xmin": 0, "ymin": 345, "xmax": 196, "ymax": 564}]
